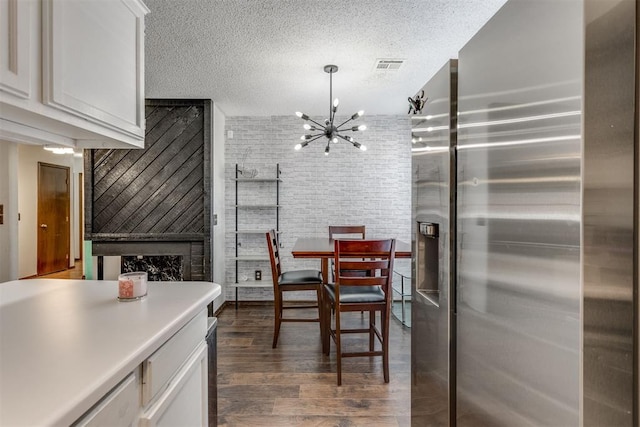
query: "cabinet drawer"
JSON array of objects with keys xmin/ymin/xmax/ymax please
[
  {"xmin": 140, "ymin": 342, "xmax": 208, "ymax": 427},
  {"xmin": 73, "ymin": 369, "xmax": 140, "ymax": 427},
  {"xmin": 142, "ymin": 310, "xmax": 206, "ymax": 405}
]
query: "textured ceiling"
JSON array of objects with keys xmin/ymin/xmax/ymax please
[{"xmin": 144, "ymin": 0, "xmax": 508, "ymax": 117}]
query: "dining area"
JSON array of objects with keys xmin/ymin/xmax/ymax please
[
  {"xmin": 216, "ymin": 225, "xmax": 412, "ymax": 426},
  {"xmin": 223, "ymin": 134, "xmax": 412, "ymax": 424},
  {"xmin": 263, "ymin": 225, "xmax": 412, "ymax": 386}
]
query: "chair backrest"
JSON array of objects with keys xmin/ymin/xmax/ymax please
[
  {"xmin": 329, "ymin": 225, "xmax": 366, "ymax": 240},
  {"xmin": 334, "ymin": 239, "xmax": 396, "ymax": 299},
  {"xmin": 266, "ymin": 230, "xmax": 281, "ymax": 286}
]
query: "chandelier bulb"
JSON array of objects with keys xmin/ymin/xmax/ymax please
[
  {"xmin": 358, "ymin": 124, "xmax": 367, "ymax": 131},
  {"xmin": 360, "ymin": 145, "xmax": 367, "ymax": 151},
  {"xmin": 351, "ymin": 110, "xmax": 365, "ymax": 120},
  {"xmin": 303, "ymin": 124, "xmax": 311, "ymax": 130},
  {"xmin": 295, "ymin": 141, "xmax": 311, "ymax": 150},
  {"xmin": 333, "ymin": 98, "xmax": 339, "ymax": 107},
  {"xmin": 325, "ymin": 145, "xmax": 330, "ymax": 155},
  {"xmin": 296, "ymin": 111, "xmax": 309, "ymax": 120},
  {"xmin": 332, "ymin": 137, "xmax": 338, "ymax": 144}
]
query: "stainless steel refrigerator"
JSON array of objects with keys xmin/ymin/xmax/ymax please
[{"xmin": 411, "ymin": 0, "xmax": 637, "ymax": 425}]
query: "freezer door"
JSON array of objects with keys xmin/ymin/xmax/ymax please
[{"xmin": 411, "ymin": 60, "xmax": 456, "ymax": 426}]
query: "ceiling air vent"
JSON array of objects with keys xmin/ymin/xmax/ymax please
[{"xmin": 374, "ymin": 59, "xmax": 405, "ymax": 71}]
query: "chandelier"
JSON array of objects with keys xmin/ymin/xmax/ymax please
[{"xmin": 294, "ymin": 65, "xmax": 367, "ymax": 155}]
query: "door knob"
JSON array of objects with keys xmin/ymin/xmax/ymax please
[{"xmin": 40, "ymin": 224, "xmax": 48, "ymax": 229}]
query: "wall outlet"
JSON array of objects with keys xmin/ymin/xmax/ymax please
[{"xmin": 255, "ymin": 270, "xmax": 262, "ymax": 281}]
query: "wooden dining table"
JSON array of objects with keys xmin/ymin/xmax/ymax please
[{"xmin": 291, "ymin": 237, "xmax": 412, "ymax": 283}]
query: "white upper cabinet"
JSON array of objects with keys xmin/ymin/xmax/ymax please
[
  {"xmin": 0, "ymin": 0, "xmax": 31, "ymax": 99},
  {"xmin": 0, "ymin": 0, "xmax": 149, "ymax": 149}
]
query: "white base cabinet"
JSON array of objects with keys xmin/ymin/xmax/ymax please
[
  {"xmin": 74, "ymin": 370, "xmax": 141, "ymax": 427},
  {"xmin": 140, "ymin": 343, "xmax": 208, "ymax": 427},
  {"xmin": 72, "ymin": 310, "xmax": 209, "ymax": 427},
  {"xmin": 0, "ymin": 0, "xmax": 148, "ymax": 149}
]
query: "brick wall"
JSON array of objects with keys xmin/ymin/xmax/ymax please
[{"xmin": 224, "ymin": 114, "xmax": 411, "ymax": 301}]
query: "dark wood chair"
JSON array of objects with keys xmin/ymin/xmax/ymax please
[
  {"xmin": 322, "ymin": 239, "xmax": 396, "ymax": 385},
  {"xmin": 328, "ymin": 225, "xmax": 366, "ymax": 240},
  {"xmin": 328, "ymin": 225, "xmax": 366, "ymax": 281},
  {"xmin": 266, "ymin": 230, "xmax": 323, "ymax": 348}
]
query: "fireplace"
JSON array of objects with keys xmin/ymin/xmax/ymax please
[
  {"xmin": 122, "ymin": 255, "xmax": 184, "ymax": 281},
  {"xmin": 92, "ymin": 240, "xmax": 204, "ymax": 281},
  {"xmin": 85, "ymin": 99, "xmax": 212, "ymax": 283}
]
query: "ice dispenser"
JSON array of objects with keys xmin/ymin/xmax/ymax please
[{"xmin": 416, "ymin": 221, "xmax": 439, "ymax": 306}]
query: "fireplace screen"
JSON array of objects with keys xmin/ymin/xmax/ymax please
[{"xmin": 121, "ymin": 255, "xmax": 184, "ymax": 281}]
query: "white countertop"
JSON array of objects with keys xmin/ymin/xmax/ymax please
[{"xmin": 0, "ymin": 279, "xmax": 220, "ymax": 426}]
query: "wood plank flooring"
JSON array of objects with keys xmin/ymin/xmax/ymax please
[
  {"xmin": 216, "ymin": 303, "xmax": 411, "ymax": 426},
  {"xmin": 34, "ymin": 260, "xmax": 84, "ymax": 279}
]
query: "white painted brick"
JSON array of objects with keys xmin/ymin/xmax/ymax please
[{"xmin": 223, "ymin": 114, "xmax": 411, "ymax": 301}]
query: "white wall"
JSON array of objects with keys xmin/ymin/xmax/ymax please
[
  {"xmin": 0, "ymin": 141, "xmax": 19, "ymax": 282},
  {"xmin": 17, "ymin": 144, "xmax": 81, "ymax": 278},
  {"xmin": 72, "ymin": 156, "xmax": 84, "ymax": 260},
  {"xmin": 224, "ymin": 114, "xmax": 412, "ymax": 301},
  {"xmin": 211, "ymin": 104, "xmax": 226, "ymax": 312}
]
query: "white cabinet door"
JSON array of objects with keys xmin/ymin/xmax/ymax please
[
  {"xmin": 142, "ymin": 310, "xmax": 207, "ymax": 406},
  {"xmin": 0, "ymin": 0, "xmax": 31, "ymax": 99},
  {"xmin": 140, "ymin": 342, "xmax": 208, "ymax": 427},
  {"xmin": 73, "ymin": 370, "xmax": 140, "ymax": 427},
  {"xmin": 42, "ymin": 0, "xmax": 147, "ymax": 140}
]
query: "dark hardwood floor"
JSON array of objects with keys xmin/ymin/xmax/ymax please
[{"xmin": 216, "ymin": 303, "xmax": 411, "ymax": 426}]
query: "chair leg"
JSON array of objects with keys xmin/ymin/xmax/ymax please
[
  {"xmin": 382, "ymin": 306, "xmax": 390, "ymax": 383},
  {"xmin": 322, "ymin": 290, "xmax": 331, "ymax": 355},
  {"xmin": 316, "ymin": 286, "xmax": 323, "ymax": 341},
  {"xmin": 272, "ymin": 289, "xmax": 282, "ymax": 348},
  {"xmin": 369, "ymin": 310, "xmax": 376, "ymax": 352},
  {"xmin": 335, "ymin": 307, "xmax": 342, "ymax": 386}
]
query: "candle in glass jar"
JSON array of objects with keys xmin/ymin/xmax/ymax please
[{"xmin": 118, "ymin": 272, "xmax": 148, "ymax": 300}]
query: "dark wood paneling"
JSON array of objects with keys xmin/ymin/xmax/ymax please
[
  {"xmin": 190, "ymin": 241, "xmax": 205, "ymax": 281},
  {"xmin": 85, "ymin": 99, "xmax": 212, "ymax": 281},
  {"xmin": 92, "ymin": 107, "xmax": 203, "ymax": 232}
]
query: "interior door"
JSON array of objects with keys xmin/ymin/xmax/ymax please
[{"xmin": 38, "ymin": 162, "xmax": 70, "ymax": 275}]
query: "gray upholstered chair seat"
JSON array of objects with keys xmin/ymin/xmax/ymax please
[
  {"xmin": 279, "ymin": 270, "xmax": 323, "ymax": 285},
  {"xmin": 324, "ymin": 283, "xmax": 385, "ymax": 303}
]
